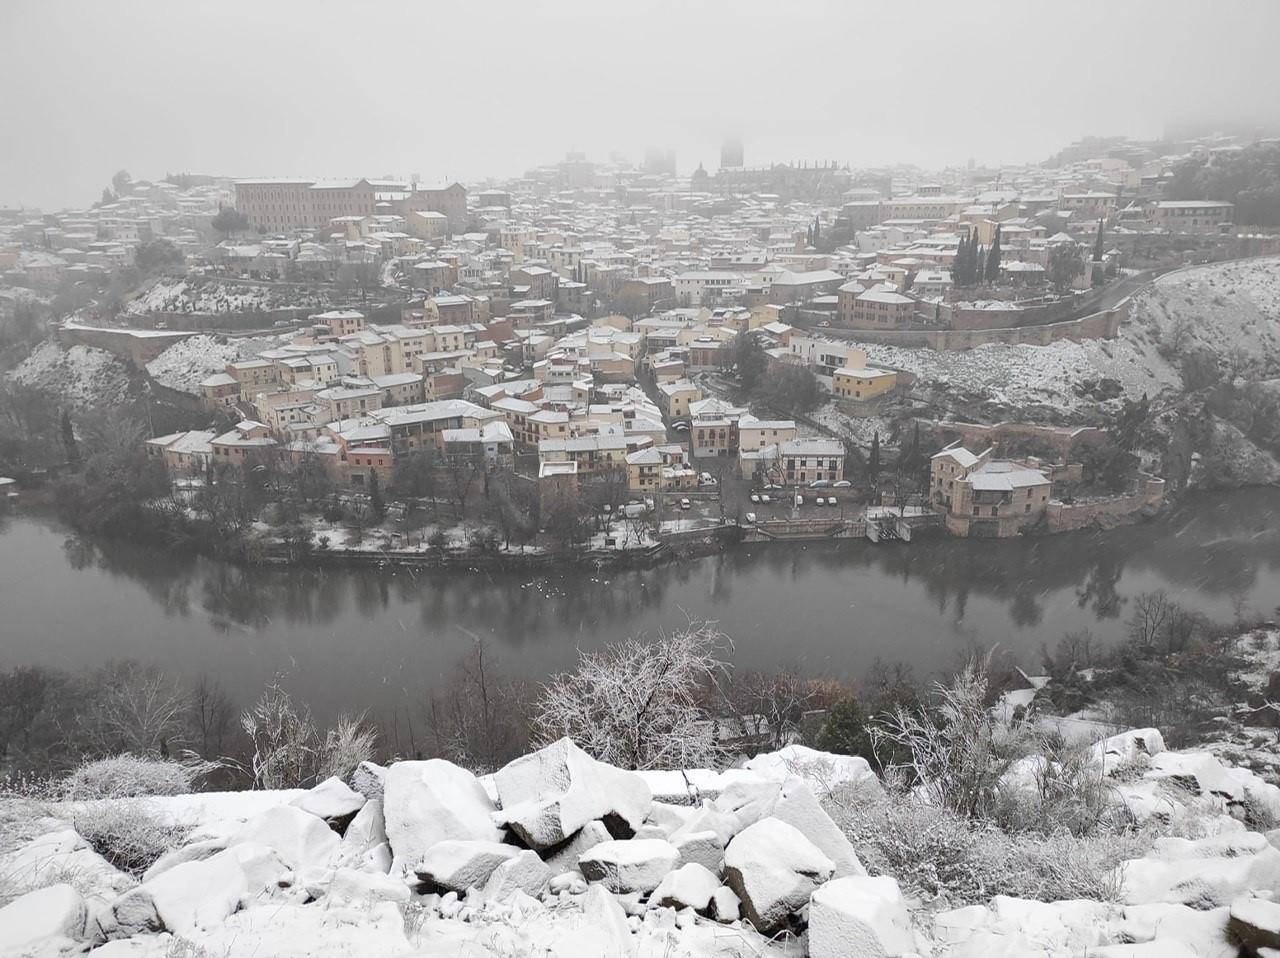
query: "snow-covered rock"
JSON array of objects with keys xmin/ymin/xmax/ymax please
[
  {"xmin": 1119, "ymin": 831, "xmax": 1280, "ymax": 907},
  {"xmin": 1144, "ymin": 750, "xmax": 1280, "ymax": 824},
  {"xmin": 809, "ymin": 875, "xmax": 914, "ymax": 958},
  {"xmin": 493, "ymin": 738, "xmax": 653, "ymax": 849},
  {"xmin": 290, "ymin": 776, "xmax": 366, "ymax": 824},
  {"xmin": 142, "ymin": 837, "xmax": 227, "ymax": 882},
  {"xmin": 650, "ymin": 862, "xmax": 720, "ymax": 912},
  {"xmin": 351, "ymin": 761, "xmax": 387, "ymax": 800},
  {"xmin": 708, "ymin": 885, "xmax": 741, "ymax": 922},
  {"xmin": 1116, "ymin": 903, "xmax": 1233, "ymax": 958},
  {"xmin": 230, "ymin": 805, "xmax": 340, "ymax": 872},
  {"xmin": 415, "ymin": 839, "xmax": 519, "ymax": 892},
  {"xmin": 545, "ymin": 819, "xmax": 613, "ymax": 874},
  {"xmin": 481, "ymin": 849, "xmax": 553, "ymax": 900},
  {"xmin": 771, "ymin": 775, "xmax": 866, "ymax": 878},
  {"xmin": 644, "ymin": 801, "xmax": 697, "ymax": 836},
  {"xmin": 667, "ymin": 801, "xmax": 739, "ymax": 848},
  {"xmin": 579, "ymin": 885, "xmax": 633, "ymax": 956},
  {"xmin": 723, "ymin": 817, "xmax": 834, "ymax": 934},
  {"xmin": 1, "ymin": 828, "xmax": 134, "ymax": 907},
  {"xmin": 382, "ymin": 758, "xmax": 503, "ymax": 875},
  {"xmin": 671, "ymin": 828, "xmax": 723, "ymax": 872},
  {"xmin": 323, "ymin": 867, "xmax": 410, "ymax": 907},
  {"xmin": 1229, "ymin": 896, "xmax": 1280, "ymax": 951},
  {"xmin": 578, "ymin": 839, "xmax": 679, "ymax": 894},
  {"xmin": 710, "ymin": 775, "xmax": 782, "ymax": 833},
  {"xmin": 746, "ymin": 745, "xmax": 883, "ymax": 798},
  {"xmin": 0, "ymin": 883, "xmax": 87, "ymax": 953},
  {"xmin": 102, "ymin": 846, "xmax": 251, "ymax": 939},
  {"xmin": 336, "ymin": 798, "xmax": 387, "ymax": 869},
  {"xmin": 1093, "ymin": 728, "xmax": 1165, "ymax": 773}
]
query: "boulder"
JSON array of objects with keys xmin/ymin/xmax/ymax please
[
  {"xmin": 579, "ymin": 884, "xmax": 633, "ymax": 956},
  {"xmin": 723, "ymin": 818, "xmax": 834, "ymax": 934},
  {"xmin": 482, "ymin": 850, "xmax": 553, "ymax": 901},
  {"xmin": 667, "ymin": 802, "xmax": 740, "ymax": 848},
  {"xmin": 336, "ymin": 798, "xmax": 388, "ymax": 869},
  {"xmin": 708, "ymin": 885, "xmax": 741, "ymax": 923},
  {"xmin": 578, "ymin": 839, "xmax": 679, "ymax": 895},
  {"xmin": 771, "ymin": 776, "xmax": 865, "ymax": 878},
  {"xmin": 645, "ymin": 801, "xmax": 697, "ymax": 836},
  {"xmin": 3, "ymin": 828, "xmax": 134, "ymax": 908},
  {"xmin": 382, "ymin": 759, "xmax": 503, "ymax": 875},
  {"xmin": 1093, "ymin": 728, "xmax": 1165, "ymax": 774},
  {"xmin": 493, "ymin": 738, "xmax": 653, "ymax": 849},
  {"xmin": 351, "ymin": 761, "xmax": 387, "ymax": 800},
  {"xmin": 545, "ymin": 820, "xmax": 613, "ymax": 875},
  {"xmin": 1230, "ymin": 896, "xmax": 1280, "ymax": 951},
  {"xmin": 809, "ymin": 875, "xmax": 914, "ymax": 958},
  {"xmin": 1145, "ymin": 751, "xmax": 1280, "ymax": 824},
  {"xmin": 325, "ymin": 867, "xmax": 410, "ymax": 907},
  {"xmin": 1120, "ymin": 832, "xmax": 1280, "ymax": 907},
  {"xmin": 650, "ymin": 862, "xmax": 720, "ymax": 912},
  {"xmin": 416, "ymin": 840, "xmax": 519, "ymax": 893},
  {"xmin": 0, "ymin": 884, "xmax": 87, "ymax": 952},
  {"xmin": 1117, "ymin": 903, "xmax": 1233, "ymax": 958},
  {"xmin": 291, "ymin": 776, "xmax": 366, "ymax": 825},
  {"xmin": 711, "ymin": 776, "xmax": 783, "ymax": 832},
  {"xmin": 231, "ymin": 805, "xmax": 340, "ymax": 873},
  {"xmin": 103, "ymin": 847, "xmax": 249, "ymax": 939},
  {"xmin": 671, "ymin": 829, "xmax": 723, "ymax": 872},
  {"xmin": 143, "ymin": 837, "xmax": 227, "ymax": 882},
  {"xmin": 745, "ymin": 745, "xmax": 882, "ymax": 797}
]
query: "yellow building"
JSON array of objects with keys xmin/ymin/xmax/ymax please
[{"xmin": 832, "ymin": 365, "xmax": 898, "ymax": 401}]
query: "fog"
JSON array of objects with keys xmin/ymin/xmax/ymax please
[{"xmin": 2, "ymin": 0, "xmax": 1279, "ymax": 209}]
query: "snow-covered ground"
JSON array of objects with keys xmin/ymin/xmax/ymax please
[
  {"xmin": 8, "ymin": 341, "xmax": 132, "ymax": 410},
  {"xmin": 4, "ymin": 734, "xmax": 1280, "ymax": 957},
  {"xmin": 146, "ymin": 334, "xmax": 283, "ymax": 394},
  {"xmin": 128, "ymin": 278, "xmax": 342, "ymax": 315}
]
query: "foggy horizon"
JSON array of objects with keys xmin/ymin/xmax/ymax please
[{"xmin": 4, "ymin": 0, "xmax": 1280, "ymax": 210}]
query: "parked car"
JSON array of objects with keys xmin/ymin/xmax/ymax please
[
  {"xmin": 699, "ymin": 472, "xmax": 717, "ymax": 486},
  {"xmin": 815, "ymin": 496, "xmax": 826, "ymax": 506},
  {"xmin": 764, "ymin": 484, "xmax": 782, "ymax": 491},
  {"xmin": 794, "ymin": 494, "xmax": 804, "ymax": 507},
  {"xmin": 744, "ymin": 512, "xmax": 757, "ymax": 524},
  {"xmin": 679, "ymin": 498, "xmax": 691, "ymax": 510},
  {"xmin": 672, "ymin": 421, "xmax": 690, "ymax": 432},
  {"xmin": 760, "ymin": 494, "xmax": 772, "ymax": 503},
  {"xmin": 833, "ymin": 480, "xmax": 852, "ymax": 488},
  {"xmin": 828, "ymin": 497, "xmax": 838, "ymax": 506},
  {"xmin": 749, "ymin": 493, "xmax": 760, "ymax": 503},
  {"xmin": 809, "ymin": 479, "xmax": 832, "ymax": 489}
]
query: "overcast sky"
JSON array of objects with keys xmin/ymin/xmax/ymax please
[{"xmin": 3, "ymin": 0, "xmax": 1279, "ymax": 210}]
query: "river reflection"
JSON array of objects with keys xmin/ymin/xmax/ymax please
[{"xmin": 1, "ymin": 489, "xmax": 1277, "ymax": 720}]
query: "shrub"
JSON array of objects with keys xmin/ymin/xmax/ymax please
[
  {"xmin": 316, "ymin": 713, "xmax": 378, "ymax": 782},
  {"xmin": 72, "ymin": 798, "xmax": 191, "ymax": 877},
  {"xmin": 241, "ymin": 680, "xmax": 379, "ymax": 788},
  {"xmin": 829, "ymin": 793, "xmax": 1138, "ymax": 906},
  {"xmin": 60, "ymin": 754, "xmax": 214, "ymax": 801}
]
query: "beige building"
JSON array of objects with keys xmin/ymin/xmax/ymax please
[
  {"xmin": 832, "ymin": 366, "xmax": 897, "ymax": 401},
  {"xmin": 931, "ymin": 444, "xmax": 1052, "ymax": 537}
]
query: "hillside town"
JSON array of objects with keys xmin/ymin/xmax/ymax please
[{"xmin": 3, "ymin": 130, "xmax": 1279, "ymax": 562}]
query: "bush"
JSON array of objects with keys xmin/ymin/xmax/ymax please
[
  {"xmin": 829, "ymin": 793, "xmax": 1138, "ymax": 906},
  {"xmin": 60, "ymin": 754, "xmax": 213, "ymax": 801},
  {"xmin": 71, "ymin": 799, "xmax": 191, "ymax": 877}
]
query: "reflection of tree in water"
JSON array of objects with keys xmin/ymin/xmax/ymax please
[
  {"xmin": 63, "ymin": 535, "xmax": 194, "ymax": 619},
  {"xmin": 1076, "ymin": 553, "xmax": 1125, "ymax": 619},
  {"xmin": 201, "ymin": 564, "xmax": 276, "ymax": 631}
]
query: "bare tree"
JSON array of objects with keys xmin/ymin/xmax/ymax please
[
  {"xmin": 78, "ymin": 661, "xmax": 193, "ymax": 759},
  {"xmin": 533, "ymin": 624, "xmax": 730, "ymax": 770},
  {"xmin": 422, "ymin": 638, "xmax": 533, "ymax": 773},
  {"xmin": 192, "ymin": 675, "xmax": 234, "ymax": 757}
]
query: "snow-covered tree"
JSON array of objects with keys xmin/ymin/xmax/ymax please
[{"xmin": 533, "ymin": 624, "xmax": 729, "ymax": 770}]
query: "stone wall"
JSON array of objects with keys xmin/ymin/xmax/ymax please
[
  {"xmin": 824, "ymin": 304, "xmax": 1125, "ymax": 351},
  {"xmin": 56, "ymin": 323, "xmax": 196, "ymax": 366},
  {"xmin": 1045, "ymin": 476, "xmax": 1166, "ymax": 532}
]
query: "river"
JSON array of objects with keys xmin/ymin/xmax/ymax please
[{"xmin": 2, "ymin": 490, "xmax": 1278, "ymax": 725}]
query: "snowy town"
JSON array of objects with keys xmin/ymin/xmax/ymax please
[{"xmin": 5, "ymin": 131, "xmax": 1278, "ymax": 564}]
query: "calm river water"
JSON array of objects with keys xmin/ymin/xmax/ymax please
[{"xmin": 2, "ymin": 490, "xmax": 1278, "ymax": 722}]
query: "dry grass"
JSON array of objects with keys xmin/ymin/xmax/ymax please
[{"xmin": 71, "ymin": 798, "xmax": 191, "ymax": 878}]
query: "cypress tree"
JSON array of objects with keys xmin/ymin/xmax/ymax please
[
  {"xmin": 368, "ymin": 468, "xmax": 385, "ymax": 522},
  {"xmin": 868, "ymin": 431, "xmax": 881, "ymax": 488},
  {"xmin": 1092, "ymin": 217, "xmax": 1105, "ymax": 262},
  {"xmin": 60, "ymin": 409, "xmax": 80, "ymax": 465},
  {"xmin": 986, "ymin": 225, "xmax": 1002, "ymax": 283},
  {"xmin": 974, "ymin": 244, "xmax": 986, "ymax": 286}
]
